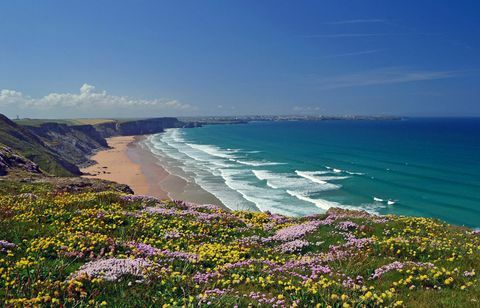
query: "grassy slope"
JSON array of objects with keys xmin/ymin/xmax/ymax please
[
  {"xmin": 0, "ymin": 180, "xmax": 478, "ymax": 307},
  {"xmin": 0, "ymin": 115, "xmax": 79, "ymax": 176}
]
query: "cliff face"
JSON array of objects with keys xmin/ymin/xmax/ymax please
[
  {"xmin": 20, "ymin": 117, "xmax": 185, "ymax": 169},
  {"xmin": 94, "ymin": 122, "xmax": 120, "ymax": 138},
  {"xmin": 0, "ymin": 114, "xmax": 81, "ymax": 176},
  {"xmin": 25, "ymin": 123, "xmax": 109, "ymax": 167},
  {"xmin": 94, "ymin": 117, "xmax": 184, "ymax": 137},
  {"xmin": 1, "ymin": 115, "xmax": 187, "ymax": 177}
]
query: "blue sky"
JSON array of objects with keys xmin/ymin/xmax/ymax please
[{"xmin": 0, "ymin": 0, "xmax": 479, "ymax": 118}]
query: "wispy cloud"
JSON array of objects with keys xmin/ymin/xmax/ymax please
[
  {"xmin": 325, "ymin": 19, "xmax": 387, "ymax": 25},
  {"xmin": 293, "ymin": 105, "xmax": 321, "ymax": 112},
  {"xmin": 323, "ymin": 49, "xmax": 385, "ymax": 58},
  {"xmin": 315, "ymin": 67, "xmax": 465, "ymax": 90},
  {"xmin": 0, "ymin": 84, "xmax": 194, "ymax": 111},
  {"xmin": 304, "ymin": 33, "xmax": 410, "ymax": 38}
]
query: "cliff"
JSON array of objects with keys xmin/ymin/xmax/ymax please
[
  {"xmin": 24, "ymin": 122, "xmax": 109, "ymax": 167},
  {"xmin": 1, "ymin": 115, "xmax": 187, "ymax": 176},
  {"xmin": 23, "ymin": 117, "xmax": 185, "ymax": 167},
  {"xmin": 0, "ymin": 114, "xmax": 81, "ymax": 176},
  {"xmin": 94, "ymin": 117, "xmax": 184, "ymax": 137}
]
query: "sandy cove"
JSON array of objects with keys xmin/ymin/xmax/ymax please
[
  {"xmin": 81, "ymin": 136, "xmax": 168, "ymax": 199},
  {"xmin": 81, "ymin": 135, "xmax": 224, "ymax": 207}
]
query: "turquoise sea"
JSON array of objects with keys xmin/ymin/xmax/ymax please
[{"xmin": 144, "ymin": 118, "xmax": 480, "ymax": 227}]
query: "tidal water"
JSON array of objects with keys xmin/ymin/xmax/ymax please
[{"xmin": 144, "ymin": 118, "xmax": 480, "ymax": 227}]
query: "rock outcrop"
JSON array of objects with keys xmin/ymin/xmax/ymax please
[{"xmin": 0, "ymin": 146, "xmax": 42, "ymax": 176}]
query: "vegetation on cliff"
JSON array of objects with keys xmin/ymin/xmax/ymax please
[
  {"xmin": 0, "ymin": 115, "xmax": 80, "ymax": 176},
  {"xmin": 0, "ymin": 180, "xmax": 478, "ymax": 307}
]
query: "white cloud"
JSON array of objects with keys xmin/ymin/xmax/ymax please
[{"xmin": 0, "ymin": 83, "xmax": 194, "ymax": 111}]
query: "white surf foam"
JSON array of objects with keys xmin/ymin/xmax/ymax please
[
  {"xmin": 219, "ymin": 168, "xmax": 299, "ymax": 215},
  {"xmin": 253, "ymin": 170, "xmax": 340, "ymax": 192},
  {"xmin": 234, "ymin": 159, "xmax": 285, "ymax": 167},
  {"xmin": 295, "ymin": 170, "xmax": 350, "ymax": 183},
  {"xmin": 148, "ymin": 130, "xmax": 257, "ymax": 211},
  {"xmin": 325, "ymin": 165, "xmax": 365, "ymax": 175},
  {"xmin": 295, "ymin": 171, "xmax": 328, "ymax": 184},
  {"xmin": 286, "ymin": 190, "xmax": 339, "ymax": 211},
  {"xmin": 345, "ymin": 170, "xmax": 365, "ymax": 175},
  {"xmin": 186, "ymin": 143, "xmax": 237, "ymax": 159}
]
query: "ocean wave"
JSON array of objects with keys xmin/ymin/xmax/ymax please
[
  {"xmin": 146, "ymin": 130, "xmax": 386, "ymax": 216},
  {"xmin": 252, "ymin": 170, "xmax": 340, "ymax": 192},
  {"xmin": 325, "ymin": 166, "xmax": 365, "ymax": 175},
  {"xmin": 373, "ymin": 197, "xmax": 397, "ymax": 205},
  {"xmin": 220, "ymin": 169, "xmax": 299, "ymax": 215},
  {"xmin": 159, "ymin": 135, "xmax": 233, "ymax": 169},
  {"xmin": 149, "ymin": 132, "xmax": 255, "ymax": 210},
  {"xmin": 295, "ymin": 170, "xmax": 350, "ymax": 184},
  {"xmin": 234, "ymin": 159, "xmax": 286, "ymax": 167},
  {"xmin": 325, "ymin": 166, "xmax": 343, "ymax": 173},
  {"xmin": 295, "ymin": 171, "xmax": 328, "ymax": 184},
  {"xmin": 186, "ymin": 143, "xmax": 237, "ymax": 159},
  {"xmin": 286, "ymin": 190, "xmax": 339, "ymax": 211},
  {"xmin": 346, "ymin": 171, "xmax": 365, "ymax": 175}
]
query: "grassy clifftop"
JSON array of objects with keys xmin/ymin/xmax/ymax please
[{"xmin": 0, "ymin": 180, "xmax": 478, "ymax": 307}]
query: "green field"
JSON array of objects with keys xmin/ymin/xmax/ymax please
[{"xmin": 13, "ymin": 118, "xmax": 116, "ymax": 127}]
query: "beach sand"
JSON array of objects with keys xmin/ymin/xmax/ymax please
[
  {"xmin": 81, "ymin": 135, "xmax": 224, "ymax": 207},
  {"xmin": 81, "ymin": 136, "xmax": 165, "ymax": 197}
]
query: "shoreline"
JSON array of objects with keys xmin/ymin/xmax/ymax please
[{"xmin": 81, "ymin": 135, "xmax": 226, "ymax": 208}]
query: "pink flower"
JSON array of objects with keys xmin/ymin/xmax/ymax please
[{"xmin": 70, "ymin": 258, "xmax": 153, "ymax": 281}]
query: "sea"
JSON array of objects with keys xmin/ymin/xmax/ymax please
[{"xmin": 143, "ymin": 118, "xmax": 480, "ymax": 227}]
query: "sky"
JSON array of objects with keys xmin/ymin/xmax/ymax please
[{"xmin": 0, "ymin": 0, "xmax": 479, "ymax": 118}]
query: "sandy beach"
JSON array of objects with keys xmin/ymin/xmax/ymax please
[
  {"xmin": 81, "ymin": 135, "xmax": 224, "ymax": 206},
  {"xmin": 81, "ymin": 136, "xmax": 168, "ymax": 198}
]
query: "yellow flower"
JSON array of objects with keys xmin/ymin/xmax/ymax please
[{"xmin": 444, "ymin": 277, "xmax": 454, "ymax": 285}]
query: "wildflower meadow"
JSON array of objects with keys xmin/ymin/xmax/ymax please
[{"xmin": 0, "ymin": 180, "xmax": 479, "ymax": 307}]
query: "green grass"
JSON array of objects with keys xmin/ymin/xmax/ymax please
[{"xmin": 13, "ymin": 118, "xmax": 118, "ymax": 126}]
